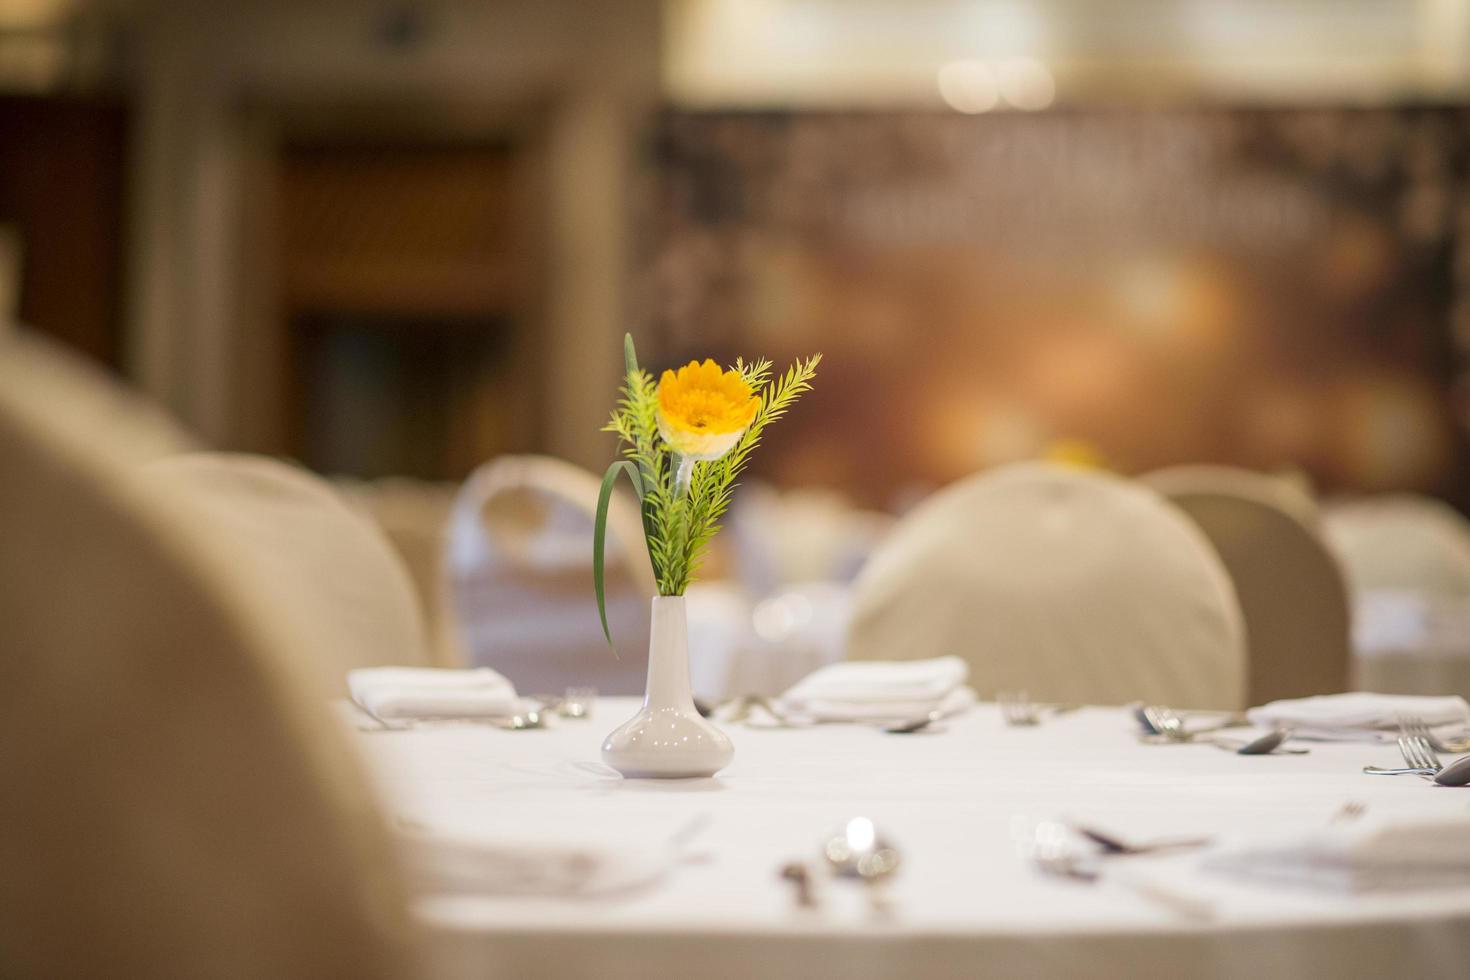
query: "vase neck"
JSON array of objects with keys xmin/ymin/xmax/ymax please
[{"xmin": 644, "ymin": 595, "xmax": 694, "ymax": 710}]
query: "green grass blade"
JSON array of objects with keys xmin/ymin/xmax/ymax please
[
  {"xmin": 594, "ymin": 459, "xmax": 643, "ymax": 648},
  {"xmin": 624, "ymin": 332, "xmax": 639, "ymax": 379}
]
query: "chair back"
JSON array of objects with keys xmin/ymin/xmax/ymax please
[
  {"xmin": 338, "ymin": 477, "xmax": 464, "ymax": 666},
  {"xmin": 1144, "ymin": 465, "xmax": 1350, "ymax": 704},
  {"xmin": 145, "ymin": 453, "xmax": 431, "ymax": 694},
  {"xmin": 448, "ymin": 455, "xmax": 655, "ymax": 695},
  {"xmin": 0, "ymin": 345, "xmax": 416, "ymax": 979},
  {"xmin": 1323, "ymin": 494, "xmax": 1470, "ymax": 596},
  {"xmin": 847, "ymin": 463, "xmax": 1247, "ymax": 709}
]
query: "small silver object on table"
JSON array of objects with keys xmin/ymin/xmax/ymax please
[
  {"xmin": 780, "ymin": 861, "xmax": 818, "ymax": 908},
  {"xmin": 558, "ymin": 686, "xmax": 597, "ymax": 719},
  {"xmin": 821, "ymin": 817, "xmax": 901, "ymax": 914}
]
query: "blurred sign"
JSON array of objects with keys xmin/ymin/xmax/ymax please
[{"xmin": 639, "ymin": 108, "xmax": 1470, "ymax": 506}]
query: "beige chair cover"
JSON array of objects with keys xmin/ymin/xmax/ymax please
[
  {"xmin": 448, "ymin": 455, "xmax": 655, "ymax": 696},
  {"xmin": 0, "ymin": 353, "xmax": 415, "ymax": 978},
  {"xmin": 1143, "ymin": 465, "xmax": 1350, "ymax": 704},
  {"xmin": 847, "ymin": 463, "xmax": 1247, "ymax": 709},
  {"xmin": 143, "ymin": 454, "xmax": 430, "ymax": 695},
  {"xmin": 1322, "ymin": 494, "xmax": 1470, "ymax": 597},
  {"xmin": 0, "ymin": 327, "xmax": 200, "ymax": 461},
  {"xmin": 338, "ymin": 477, "xmax": 463, "ymax": 667}
]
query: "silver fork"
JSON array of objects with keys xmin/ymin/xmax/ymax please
[
  {"xmin": 1366, "ymin": 733, "xmax": 1446, "ymax": 777},
  {"xmin": 998, "ymin": 690, "xmax": 1040, "ymax": 726},
  {"xmin": 1399, "ymin": 732, "xmax": 1443, "ymax": 774},
  {"xmin": 1139, "ymin": 706, "xmax": 1251, "ymax": 744},
  {"xmin": 1399, "ymin": 713, "xmax": 1470, "ymax": 755}
]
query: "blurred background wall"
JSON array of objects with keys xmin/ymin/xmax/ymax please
[{"xmin": 3, "ymin": 0, "xmax": 1470, "ymax": 507}]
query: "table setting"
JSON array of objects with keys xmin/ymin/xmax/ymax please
[
  {"xmin": 340, "ymin": 679, "xmax": 1470, "ymax": 980},
  {"xmin": 333, "ymin": 338, "xmax": 1470, "ymax": 979}
]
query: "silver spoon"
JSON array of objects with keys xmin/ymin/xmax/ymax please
[
  {"xmin": 881, "ymin": 709, "xmax": 944, "ymax": 734},
  {"xmin": 1211, "ymin": 729, "xmax": 1308, "ymax": 755},
  {"xmin": 1433, "ymin": 755, "xmax": 1470, "ymax": 786}
]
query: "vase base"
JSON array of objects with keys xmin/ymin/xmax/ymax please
[{"xmin": 601, "ymin": 705, "xmax": 734, "ymax": 780}]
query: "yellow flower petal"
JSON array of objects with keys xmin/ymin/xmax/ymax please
[{"xmin": 656, "ymin": 359, "xmax": 760, "ymax": 460}]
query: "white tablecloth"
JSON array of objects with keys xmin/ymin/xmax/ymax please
[{"xmin": 349, "ymin": 701, "xmax": 1470, "ymax": 980}]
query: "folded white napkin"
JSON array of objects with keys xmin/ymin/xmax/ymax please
[
  {"xmin": 348, "ymin": 666, "xmax": 521, "ymax": 721},
  {"xmin": 1247, "ymin": 692, "xmax": 1470, "ymax": 741},
  {"xmin": 1203, "ymin": 816, "xmax": 1470, "ymax": 892},
  {"xmin": 777, "ymin": 656, "xmax": 972, "ymax": 721},
  {"xmin": 397, "ymin": 823, "xmax": 677, "ymax": 898}
]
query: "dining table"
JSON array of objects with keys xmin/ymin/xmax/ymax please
[{"xmin": 346, "ymin": 699, "xmax": 1470, "ymax": 980}]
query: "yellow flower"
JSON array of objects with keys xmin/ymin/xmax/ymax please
[
  {"xmin": 1044, "ymin": 438, "xmax": 1107, "ymax": 470},
  {"xmin": 657, "ymin": 359, "xmax": 759, "ymax": 461}
]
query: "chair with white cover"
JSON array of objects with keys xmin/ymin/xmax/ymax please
[
  {"xmin": 846, "ymin": 463, "xmax": 1247, "ymax": 709},
  {"xmin": 729, "ymin": 483, "xmax": 895, "ymax": 594},
  {"xmin": 1322, "ymin": 494, "xmax": 1470, "ymax": 597},
  {"xmin": 448, "ymin": 455, "xmax": 656, "ymax": 696},
  {"xmin": 143, "ymin": 453, "xmax": 431, "ymax": 695},
  {"xmin": 0, "ymin": 343, "xmax": 416, "ymax": 978},
  {"xmin": 1323, "ymin": 494, "xmax": 1470, "ymax": 698},
  {"xmin": 1143, "ymin": 464, "xmax": 1351, "ymax": 704}
]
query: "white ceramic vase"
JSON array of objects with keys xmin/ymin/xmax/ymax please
[{"xmin": 601, "ymin": 595, "xmax": 734, "ymax": 778}]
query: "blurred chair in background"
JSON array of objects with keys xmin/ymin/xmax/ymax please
[
  {"xmin": 0, "ymin": 345, "xmax": 416, "ymax": 979},
  {"xmin": 1324, "ymin": 495, "xmax": 1470, "ymax": 699},
  {"xmin": 1144, "ymin": 464, "xmax": 1350, "ymax": 704},
  {"xmin": 726, "ymin": 580, "xmax": 854, "ymax": 696},
  {"xmin": 675, "ymin": 485, "xmax": 890, "ymax": 699},
  {"xmin": 0, "ymin": 327, "xmax": 200, "ymax": 462},
  {"xmin": 1322, "ymin": 494, "xmax": 1470, "ymax": 596},
  {"xmin": 846, "ymin": 463, "xmax": 1247, "ymax": 709},
  {"xmin": 448, "ymin": 454, "xmax": 655, "ymax": 696},
  {"xmin": 338, "ymin": 476, "xmax": 464, "ymax": 667},
  {"xmin": 144, "ymin": 454, "xmax": 431, "ymax": 695},
  {"xmin": 729, "ymin": 483, "xmax": 895, "ymax": 594}
]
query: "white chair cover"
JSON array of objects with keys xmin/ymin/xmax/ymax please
[
  {"xmin": 144, "ymin": 454, "xmax": 430, "ymax": 694},
  {"xmin": 683, "ymin": 580, "xmax": 854, "ymax": 700},
  {"xmin": 1325, "ymin": 495, "xmax": 1470, "ymax": 697},
  {"xmin": 1323, "ymin": 495, "xmax": 1470, "ymax": 597},
  {"xmin": 0, "ymin": 347, "xmax": 415, "ymax": 978},
  {"xmin": 847, "ymin": 463, "xmax": 1247, "ymax": 709},
  {"xmin": 1144, "ymin": 465, "xmax": 1351, "ymax": 704},
  {"xmin": 448, "ymin": 455, "xmax": 655, "ymax": 696},
  {"xmin": 729, "ymin": 483, "xmax": 895, "ymax": 594}
]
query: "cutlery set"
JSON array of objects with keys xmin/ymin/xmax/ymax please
[
  {"xmin": 997, "ymin": 691, "xmax": 1082, "ymax": 727},
  {"xmin": 1132, "ymin": 704, "xmax": 1470, "ymax": 776},
  {"xmin": 702, "ymin": 692, "xmax": 1057, "ymax": 734},
  {"xmin": 355, "ymin": 691, "xmax": 596, "ymax": 732},
  {"xmin": 1133, "ymin": 704, "xmax": 1301, "ymax": 754},
  {"xmin": 1361, "ymin": 714, "xmax": 1470, "ymax": 786},
  {"xmin": 1019, "ymin": 819, "xmax": 1217, "ymax": 921}
]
